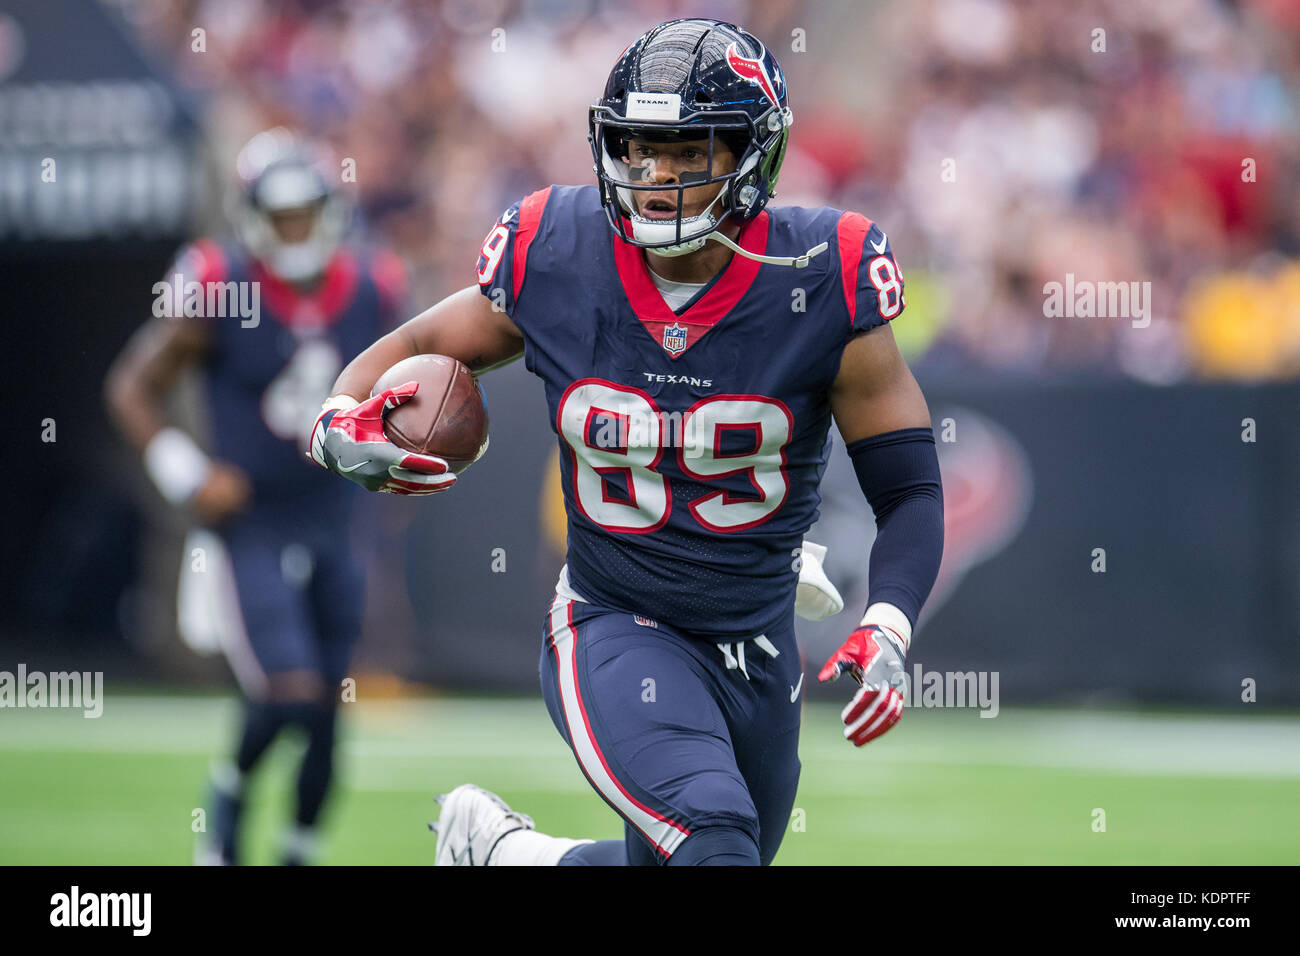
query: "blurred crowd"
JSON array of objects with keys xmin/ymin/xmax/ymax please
[{"xmin": 119, "ymin": 0, "xmax": 1300, "ymax": 381}]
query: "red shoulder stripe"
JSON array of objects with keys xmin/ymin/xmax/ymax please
[
  {"xmin": 512, "ymin": 186, "xmax": 552, "ymax": 302},
  {"xmin": 835, "ymin": 211, "xmax": 874, "ymax": 326},
  {"xmin": 189, "ymin": 238, "xmax": 228, "ymax": 285}
]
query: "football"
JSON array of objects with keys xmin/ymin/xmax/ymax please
[{"xmin": 371, "ymin": 354, "xmax": 489, "ymax": 473}]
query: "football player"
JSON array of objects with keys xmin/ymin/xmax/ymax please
[
  {"xmin": 106, "ymin": 128, "xmax": 408, "ymax": 865},
  {"xmin": 310, "ymin": 19, "xmax": 944, "ymax": 865}
]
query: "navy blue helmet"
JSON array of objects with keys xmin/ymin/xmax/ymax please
[
  {"xmin": 589, "ymin": 19, "xmax": 794, "ymax": 257},
  {"xmin": 231, "ymin": 128, "xmax": 349, "ymax": 283}
]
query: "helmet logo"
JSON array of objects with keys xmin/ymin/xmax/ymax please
[{"xmin": 725, "ymin": 41, "xmax": 780, "ymax": 110}]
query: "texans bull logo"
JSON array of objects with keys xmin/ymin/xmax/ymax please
[{"xmin": 724, "ymin": 41, "xmax": 782, "ymax": 109}]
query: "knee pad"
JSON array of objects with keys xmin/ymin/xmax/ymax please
[{"xmin": 666, "ymin": 825, "xmax": 760, "ymax": 866}]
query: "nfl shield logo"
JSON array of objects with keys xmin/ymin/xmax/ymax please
[{"xmin": 662, "ymin": 323, "xmax": 688, "ymax": 356}]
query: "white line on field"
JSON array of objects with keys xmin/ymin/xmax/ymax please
[{"xmin": 0, "ymin": 698, "xmax": 1296, "ymax": 779}]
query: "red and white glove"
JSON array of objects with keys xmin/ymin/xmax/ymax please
[
  {"xmin": 307, "ymin": 384, "xmax": 456, "ymax": 496},
  {"xmin": 817, "ymin": 606, "xmax": 911, "ymax": 747}
]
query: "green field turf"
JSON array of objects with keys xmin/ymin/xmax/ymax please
[{"xmin": 1, "ymin": 693, "xmax": 1297, "ymax": 865}]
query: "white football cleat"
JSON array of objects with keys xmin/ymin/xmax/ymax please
[{"xmin": 431, "ymin": 784, "xmax": 536, "ymax": 866}]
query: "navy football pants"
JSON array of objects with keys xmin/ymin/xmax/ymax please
[
  {"xmin": 539, "ymin": 594, "xmax": 804, "ymax": 865},
  {"xmin": 219, "ymin": 506, "xmax": 362, "ymax": 693}
]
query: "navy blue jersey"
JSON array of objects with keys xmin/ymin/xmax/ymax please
[
  {"xmin": 477, "ymin": 185, "xmax": 905, "ymax": 640},
  {"xmin": 172, "ymin": 240, "xmax": 405, "ymax": 506}
]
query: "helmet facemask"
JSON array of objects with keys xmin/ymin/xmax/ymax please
[
  {"xmin": 231, "ymin": 129, "xmax": 350, "ymax": 285},
  {"xmin": 589, "ymin": 103, "xmax": 791, "ymax": 257}
]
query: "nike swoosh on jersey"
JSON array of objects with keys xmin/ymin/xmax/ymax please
[
  {"xmin": 870, "ymin": 232, "xmax": 888, "ymax": 255},
  {"xmin": 790, "ymin": 673, "xmax": 805, "ymax": 703}
]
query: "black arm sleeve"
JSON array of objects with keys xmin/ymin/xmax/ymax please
[{"xmin": 846, "ymin": 426, "xmax": 944, "ymax": 628}]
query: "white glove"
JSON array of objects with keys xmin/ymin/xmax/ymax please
[{"xmin": 795, "ymin": 540, "xmax": 844, "ymax": 621}]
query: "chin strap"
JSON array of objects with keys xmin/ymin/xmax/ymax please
[
  {"xmin": 629, "ymin": 172, "xmax": 829, "ymax": 268},
  {"xmin": 707, "ymin": 230, "xmax": 829, "ymax": 269}
]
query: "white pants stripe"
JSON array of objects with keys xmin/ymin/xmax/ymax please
[
  {"xmin": 547, "ymin": 595, "xmax": 690, "ymax": 858},
  {"xmin": 179, "ymin": 528, "xmax": 267, "ymax": 697}
]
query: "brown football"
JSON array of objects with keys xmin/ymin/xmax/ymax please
[{"xmin": 370, "ymin": 354, "xmax": 489, "ymax": 474}]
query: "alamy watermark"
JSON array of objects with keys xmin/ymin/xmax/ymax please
[
  {"xmin": 151, "ymin": 273, "xmax": 261, "ymax": 328},
  {"xmin": 1043, "ymin": 273, "xmax": 1151, "ymax": 328},
  {"xmin": 891, "ymin": 665, "xmax": 999, "ymax": 717},
  {"xmin": 587, "ymin": 406, "xmax": 720, "ymax": 460},
  {"xmin": 50, "ymin": 886, "xmax": 150, "ymax": 935},
  {"xmin": 0, "ymin": 664, "xmax": 103, "ymax": 718}
]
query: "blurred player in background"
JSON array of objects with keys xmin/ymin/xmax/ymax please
[
  {"xmin": 309, "ymin": 18, "xmax": 944, "ymax": 865},
  {"xmin": 105, "ymin": 129, "xmax": 407, "ymax": 865}
]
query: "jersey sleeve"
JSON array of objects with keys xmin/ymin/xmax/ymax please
[
  {"xmin": 170, "ymin": 239, "xmax": 227, "ymax": 286},
  {"xmin": 154, "ymin": 239, "xmax": 228, "ymax": 325},
  {"xmin": 475, "ymin": 187, "xmax": 551, "ymax": 318},
  {"xmin": 835, "ymin": 211, "xmax": 906, "ymax": 334}
]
